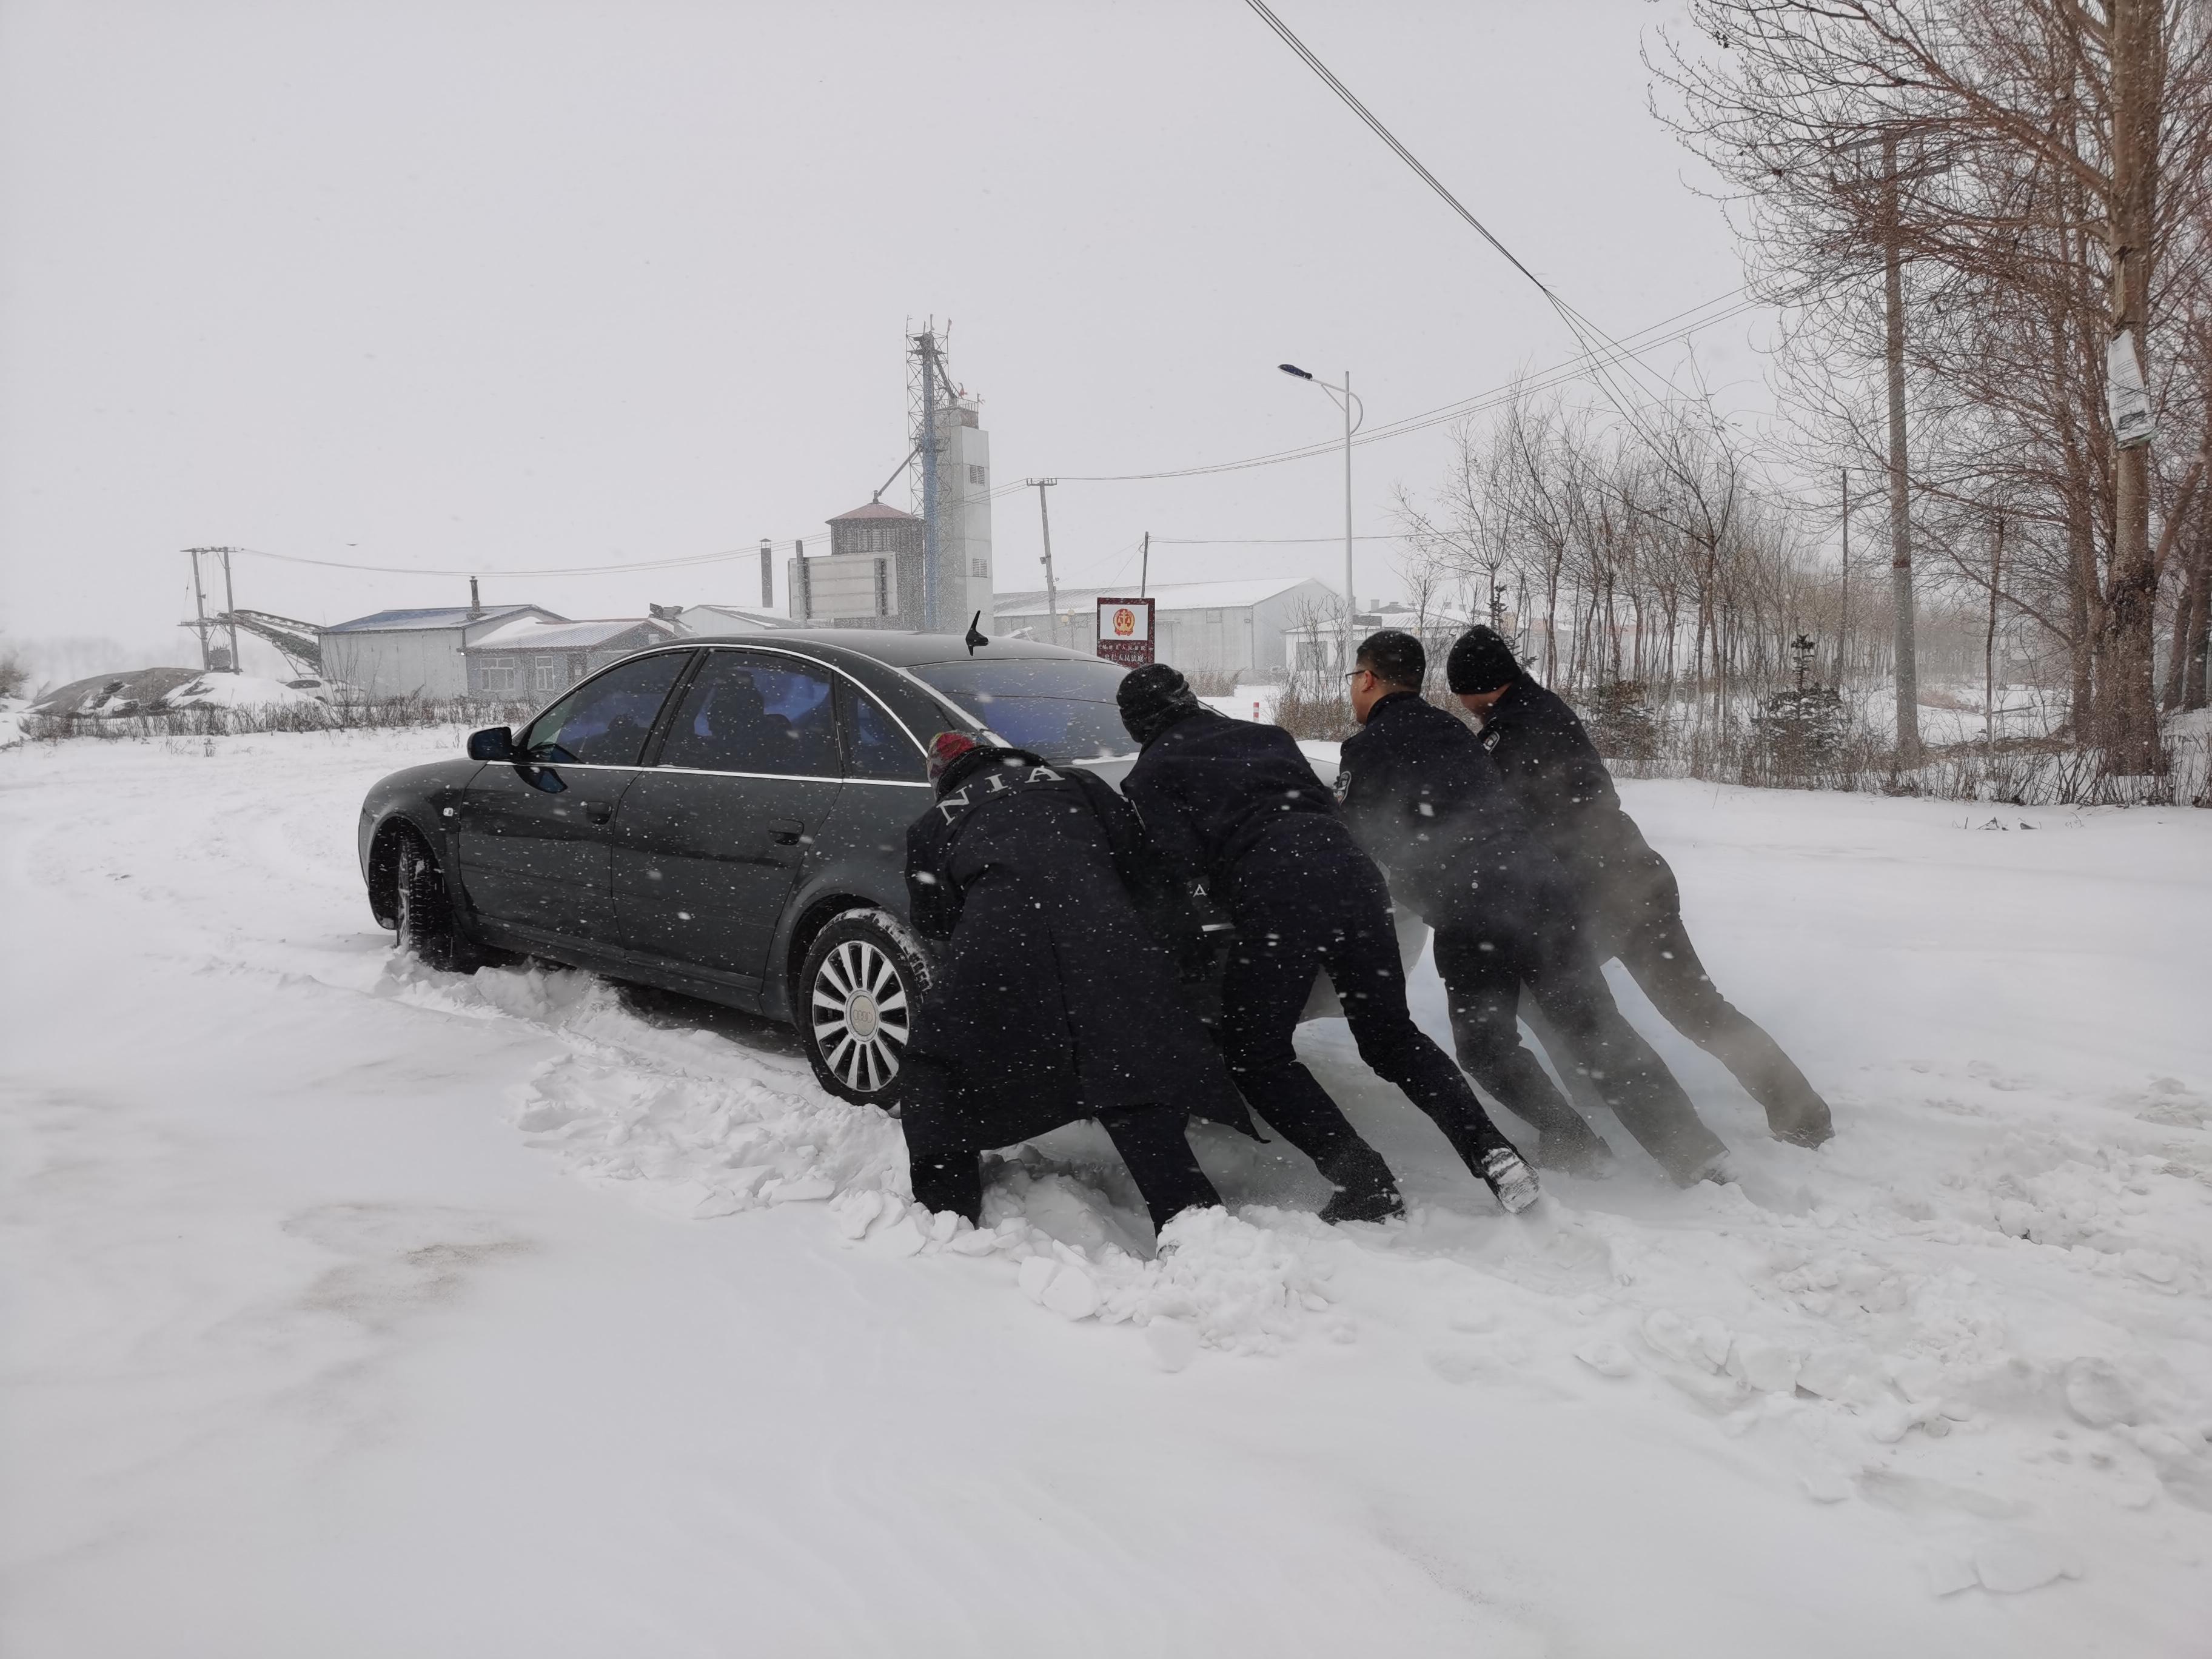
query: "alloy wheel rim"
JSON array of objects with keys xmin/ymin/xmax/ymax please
[{"xmin": 811, "ymin": 937, "xmax": 910, "ymax": 1094}]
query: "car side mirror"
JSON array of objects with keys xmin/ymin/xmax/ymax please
[{"xmin": 467, "ymin": 725, "xmax": 517, "ymax": 761}]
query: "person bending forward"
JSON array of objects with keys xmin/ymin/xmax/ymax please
[
  {"xmin": 899, "ymin": 732, "xmax": 1252, "ymax": 1237},
  {"xmin": 1337, "ymin": 629, "xmax": 1733, "ymax": 1186},
  {"xmin": 1447, "ymin": 626, "xmax": 1834, "ymax": 1148},
  {"xmin": 1116, "ymin": 665, "xmax": 1540, "ymax": 1217}
]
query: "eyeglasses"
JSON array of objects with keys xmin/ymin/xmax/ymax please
[{"xmin": 1343, "ymin": 668, "xmax": 1373, "ymax": 683}]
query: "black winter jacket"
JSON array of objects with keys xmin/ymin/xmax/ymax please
[
  {"xmin": 1119, "ymin": 708, "xmax": 1341, "ymax": 892},
  {"xmin": 1473, "ymin": 678, "xmax": 1671, "ymax": 913},
  {"xmin": 1335, "ymin": 691, "xmax": 1570, "ymax": 937},
  {"xmin": 903, "ymin": 746, "xmax": 1253, "ymax": 1145}
]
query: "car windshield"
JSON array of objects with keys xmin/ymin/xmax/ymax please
[{"xmin": 910, "ymin": 658, "xmax": 1133, "ymax": 760}]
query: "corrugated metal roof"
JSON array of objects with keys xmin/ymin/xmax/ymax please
[
  {"xmin": 321, "ymin": 605, "xmax": 553, "ymax": 634},
  {"xmin": 828, "ymin": 502, "xmax": 919, "ymax": 522},
  {"xmin": 993, "ymin": 577, "xmax": 1333, "ymax": 617},
  {"xmin": 463, "ymin": 617, "xmax": 675, "ymax": 652}
]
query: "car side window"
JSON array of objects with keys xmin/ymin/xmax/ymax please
[
  {"xmin": 839, "ymin": 682, "xmax": 926, "ymax": 781},
  {"xmin": 658, "ymin": 652, "xmax": 839, "ymax": 777},
  {"xmin": 523, "ymin": 651, "xmax": 689, "ymax": 765}
]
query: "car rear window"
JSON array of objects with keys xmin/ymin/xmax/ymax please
[{"xmin": 910, "ymin": 658, "xmax": 1133, "ymax": 760}]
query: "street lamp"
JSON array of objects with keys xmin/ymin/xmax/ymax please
[{"xmin": 1279, "ymin": 362, "xmax": 1362, "ymax": 686}]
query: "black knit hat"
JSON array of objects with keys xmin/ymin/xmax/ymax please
[
  {"xmin": 1116, "ymin": 662, "xmax": 1202, "ymax": 746},
  {"xmin": 1446, "ymin": 626, "xmax": 1521, "ymax": 695}
]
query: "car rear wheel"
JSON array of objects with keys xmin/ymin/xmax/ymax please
[
  {"xmin": 393, "ymin": 831, "xmax": 469, "ymax": 972},
  {"xmin": 799, "ymin": 909, "xmax": 928, "ymax": 1107}
]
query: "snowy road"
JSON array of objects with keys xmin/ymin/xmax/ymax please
[{"xmin": 4, "ymin": 728, "xmax": 2210, "ymax": 1657}]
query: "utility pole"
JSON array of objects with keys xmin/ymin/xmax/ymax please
[
  {"xmin": 1276, "ymin": 361, "xmax": 1361, "ymax": 686},
  {"xmin": 1837, "ymin": 468, "xmax": 1852, "ymax": 687},
  {"xmin": 1027, "ymin": 479, "xmax": 1059, "ymax": 644},
  {"xmin": 1985, "ymin": 509, "xmax": 2005, "ymax": 754},
  {"xmin": 221, "ymin": 547, "xmax": 241, "ymax": 671},
  {"xmin": 1341, "ymin": 367, "xmax": 1355, "ymax": 682},
  {"xmin": 1881, "ymin": 135, "xmax": 1920, "ymax": 762},
  {"xmin": 1140, "ymin": 531, "xmax": 1150, "ymax": 598},
  {"xmin": 182, "ymin": 545, "xmax": 243, "ymax": 671},
  {"xmin": 186, "ymin": 547, "xmax": 212, "ymax": 671},
  {"xmin": 914, "ymin": 328, "xmax": 943, "ymax": 632},
  {"xmin": 759, "ymin": 538, "xmax": 774, "ymax": 610},
  {"xmin": 1836, "ymin": 133, "xmax": 1948, "ymax": 761},
  {"xmin": 2105, "ymin": 0, "xmax": 2160, "ymax": 770}
]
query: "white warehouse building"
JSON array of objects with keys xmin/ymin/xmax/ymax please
[
  {"xmin": 319, "ymin": 605, "xmax": 562, "ymax": 699},
  {"xmin": 993, "ymin": 577, "xmax": 1338, "ymax": 679}
]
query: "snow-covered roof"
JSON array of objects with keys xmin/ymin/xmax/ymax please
[
  {"xmin": 464, "ymin": 617, "xmax": 675, "ymax": 653},
  {"xmin": 993, "ymin": 577, "xmax": 1334, "ymax": 618},
  {"xmin": 828, "ymin": 501, "xmax": 919, "ymax": 523},
  {"xmin": 321, "ymin": 605, "xmax": 556, "ymax": 634},
  {"xmin": 676, "ymin": 604, "xmax": 797, "ymax": 632}
]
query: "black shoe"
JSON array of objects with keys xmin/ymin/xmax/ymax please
[
  {"xmin": 1772, "ymin": 1111, "xmax": 1834, "ymax": 1149},
  {"xmin": 1479, "ymin": 1148, "xmax": 1542, "ymax": 1214},
  {"xmin": 1315, "ymin": 1141, "xmax": 1406, "ymax": 1225}
]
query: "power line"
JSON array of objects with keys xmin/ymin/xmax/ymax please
[
  {"xmin": 1151, "ymin": 534, "xmax": 1410, "ymax": 545},
  {"xmin": 230, "ymin": 538, "xmax": 817, "ymax": 578},
  {"xmin": 1048, "ymin": 290, "xmax": 1757, "ymax": 484},
  {"xmin": 1240, "ymin": 0, "xmax": 1692, "ymax": 439}
]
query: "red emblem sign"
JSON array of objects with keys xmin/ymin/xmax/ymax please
[{"xmin": 1095, "ymin": 596, "xmax": 1155, "ymax": 666}]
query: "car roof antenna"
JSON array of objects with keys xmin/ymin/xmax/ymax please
[{"xmin": 964, "ymin": 611, "xmax": 988, "ymax": 654}]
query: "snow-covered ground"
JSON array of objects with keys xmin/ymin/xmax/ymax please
[{"xmin": 4, "ymin": 727, "xmax": 2210, "ymax": 1657}]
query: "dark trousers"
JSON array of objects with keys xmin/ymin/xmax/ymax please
[
  {"xmin": 1577, "ymin": 872, "xmax": 1833, "ymax": 1145},
  {"xmin": 1433, "ymin": 919, "xmax": 1728, "ymax": 1183},
  {"xmin": 900, "ymin": 1059, "xmax": 1221, "ymax": 1230},
  {"xmin": 1218, "ymin": 820, "xmax": 1515, "ymax": 1174}
]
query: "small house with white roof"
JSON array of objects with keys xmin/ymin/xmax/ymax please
[
  {"xmin": 993, "ymin": 577, "xmax": 1339, "ymax": 679},
  {"xmin": 461, "ymin": 616, "xmax": 682, "ymax": 698},
  {"xmin": 318, "ymin": 604, "xmax": 564, "ymax": 699}
]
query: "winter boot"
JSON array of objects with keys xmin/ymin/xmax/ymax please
[
  {"xmin": 1479, "ymin": 1147, "xmax": 1542, "ymax": 1215},
  {"xmin": 1315, "ymin": 1140, "xmax": 1405, "ymax": 1225},
  {"xmin": 1771, "ymin": 1107, "xmax": 1834, "ymax": 1150}
]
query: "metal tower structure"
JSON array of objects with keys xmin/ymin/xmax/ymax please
[{"xmin": 907, "ymin": 324, "xmax": 955, "ymax": 631}]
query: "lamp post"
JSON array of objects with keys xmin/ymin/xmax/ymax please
[{"xmin": 1279, "ymin": 363, "xmax": 1362, "ymax": 686}]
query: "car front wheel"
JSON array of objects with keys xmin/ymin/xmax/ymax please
[
  {"xmin": 799, "ymin": 909, "xmax": 928, "ymax": 1107},
  {"xmin": 392, "ymin": 830, "xmax": 470, "ymax": 972}
]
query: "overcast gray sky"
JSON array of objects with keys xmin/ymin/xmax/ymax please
[{"xmin": 0, "ymin": 0, "xmax": 1768, "ymax": 665}]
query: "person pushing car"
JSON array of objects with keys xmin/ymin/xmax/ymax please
[
  {"xmin": 1446, "ymin": 626, "xmax": 1835, "ymax": 1149},
  {"xmin": 896, "ymin": 731, "xmax": 1250, "ymax": 1239},
  {"xmin": 1114, "ymin": 665, "xmax": 1541, "ymax": 1218},
  {"xmin": 1336, "ymin": 629, "xmax": 1735, "ymax": 1185}
]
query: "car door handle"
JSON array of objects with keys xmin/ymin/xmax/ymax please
[
  {"xmin": 768, "ymin": 818, "xmax": 804, "ymax": 845},
  {"xmin": 584, "ymin": 802, "xmax": 615, "ymax": 825}
]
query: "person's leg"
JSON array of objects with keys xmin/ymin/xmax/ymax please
[
  {"xmin": 1614, "ymin": 898, "xmax": 1834, "ymax": 1147},
  {"xmin": 1313, "ymin": 863, "xmax": 1537, "ymax": 1208},
  {"xmin": 1524, "ymin": 948, "xmax": 1731, "ymax": 1184},
  {"xmin": 897, "ymin": 1054, "xmax": 985, "ymax": 1221},
  {"xmin": 1098, "ymin": 1107, "xmax": 1222, "ymax": 1230},
  {"xmin": 1216, "ymin": 903, "xmax": 1404, "ymax": 1222},
  {"xmin": 1432, "ymin": 926, "xmax": 1614, "ymax": 1172}
]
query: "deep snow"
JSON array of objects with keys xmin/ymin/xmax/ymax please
[{"xmin": 2, "ymin": 726, "xmax": 2210, "ymax": 1657}]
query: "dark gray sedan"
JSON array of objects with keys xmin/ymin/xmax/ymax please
[{"xmin": 358, "ymin": 629, "xmax": 1141, "ymax": 1105}]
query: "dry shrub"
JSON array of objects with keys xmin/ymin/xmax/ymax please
[{"xmin": 23, "ymin": 694, "xmax": 538, "ymax": 742}]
